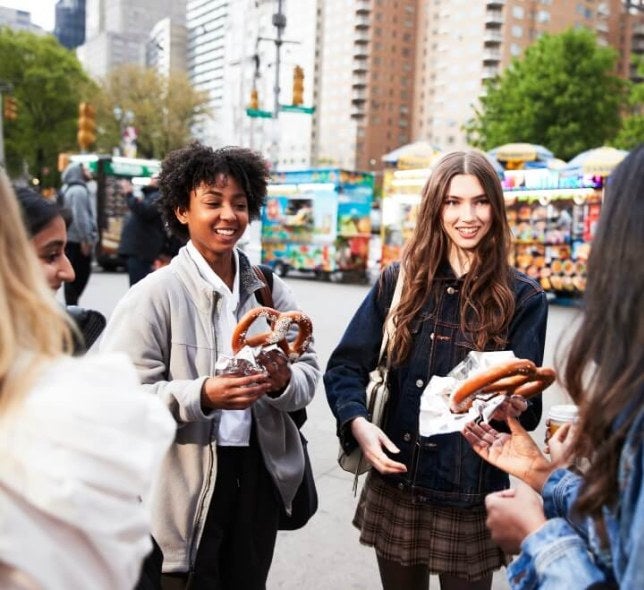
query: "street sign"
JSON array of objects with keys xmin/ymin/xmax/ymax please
[
  {"xmin": 279, "ymin": 104, "xmax": 315, "ymax": 114},
  {"xmin": 246, "ymin": 108, "xmax": 273, "ymax": 118}
]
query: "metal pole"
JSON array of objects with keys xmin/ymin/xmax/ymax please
[{"xmin": 271, "ymin": 0, "xmax": 286, "ymax": 168}]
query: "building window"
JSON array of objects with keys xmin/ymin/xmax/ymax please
[
  {"xmin": 512, "ymin": 25, "xmax": 523, "ymax": 38},
  {"xmin": 537, "ymin": 10, "xmax": 550, "ymax": 23},
  {"xmin": 512, "ymin": 6, "xmax": 524, "ymax": 19}
]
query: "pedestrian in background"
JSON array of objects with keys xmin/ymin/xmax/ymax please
[
  {"xmin": 100, "ymin": 142, "xmax": 320, "ymax": 589},
  {"xmin": 119, "ymin": 174, "xmax": 167, "ymax": 286},
  {"xmin": 60, "ymin": 162, "xmax": 97, "ymax": 305},
  {"xmin": 325, "ymin": 150, "xmax": 548, "ymax": 590},
  {"xmin": 0, "ymin": 168, "xmax": 175, "ymax": 590},
  {"xmin": 463, "ymin": 144, "xmax": 644, "ymax": 589}
]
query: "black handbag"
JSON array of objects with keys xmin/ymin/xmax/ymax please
[
  {"xmin": 66, "ymin": 305, "xmax": 107, "ymax": 354},
  {"xmin": 252, "ymin": 265, "xmax": 318, "ymax": 531},
  {"xmin": 278, "ymin": 429, "xmax": 318, "ymax": 530}
]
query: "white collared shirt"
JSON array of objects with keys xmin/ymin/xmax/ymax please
[{"xmin": 186, "ymin": 241, "xmax": 251, "ymax": 446}]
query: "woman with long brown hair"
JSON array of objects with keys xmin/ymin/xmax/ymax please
[
  {"xmin": 463, "ymin": 144, "xmax": 644, "ymax": 588},
  {"xmin": 325, "ymin": 150, "xmax": 548, "ymax": 589}
]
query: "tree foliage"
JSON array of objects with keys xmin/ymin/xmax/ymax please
[
  {"xmin": 613, "ymin": 56, "xmax": 644, "ymax": 150},
  {"xmin": 465, "ymin": 28, "xmax": 627, "ymax": 161},
  {"xmin": 0, "ymin": 28, "xmax": 96, "ymax": 184},
  {"xmin": 92, "ymin": 65, "xmax": 211, "ymax": 160}
]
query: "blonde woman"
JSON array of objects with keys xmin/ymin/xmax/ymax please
[{"xmin": 0, "ymin": 171, "xmax": 175, "ymax": 590}]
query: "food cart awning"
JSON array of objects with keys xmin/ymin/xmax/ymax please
[
  {"xmin": 382, "ymin": 141, "xmax": 442, "ymax": 169},
  {"xmin": 561, "ymin": 146, "xmax": 629, "ymax": 176},
  {"xmin": 488, "ymin": 143, "xmax": 554, "ymax": 163}
]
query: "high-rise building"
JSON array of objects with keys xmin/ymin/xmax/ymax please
[
  {"xmin": 186, "ymin": 0, "xmax": 316, "ymax": 168},
  {"xmin": 146, "ymin": 17, "xmax": 187, "ymax": 76},
  {"xmin": 314, "ymin": 0, "xmax": 643, "ymax": 171},
  {"xmin": 0, "ymin": 6, "xmax": 44, "ymax": 33},
  {"xmin": 314, "ymin": 0, "xmax": 419, "ymax": 172},
  {"xmin": 76, "ymin": 0, "xmax": 185, "ymax": 78},
  {"xmin": 54, "ymin": 0, "xmax": 86, "ymax": 50}
]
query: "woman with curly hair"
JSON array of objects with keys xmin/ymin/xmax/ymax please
[
  {"xmin": 463, "ymin": 145, "xmax": 644, "ymax": 589},
  {"xmin": 101, "ymin": 142, "xmax": 320, "ymax": 589},
  {"xmin": 325, "ymin": 150, "xmax": 548, "ymax": 589}
]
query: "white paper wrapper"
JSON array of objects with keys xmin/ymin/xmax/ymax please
[{"xmin": 418, "ymin": 350, "xmax": 517, "ymax": 437}]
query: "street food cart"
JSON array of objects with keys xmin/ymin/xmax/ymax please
[
  {"xmin": 261, "ymin": 168, "xmax": 374, "ymax": 281},
  {"xmin": 66, "ymin": 154, "xmax": 161, "ymax": 270}
]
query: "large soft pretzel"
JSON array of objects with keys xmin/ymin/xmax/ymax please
[
  {"xmin": 449, "ymin": 358, "xmax": 555, "ymax": 413},
  {"xmin": 231, "ymin": 306, "xmax": 313, "ymax": 360}
]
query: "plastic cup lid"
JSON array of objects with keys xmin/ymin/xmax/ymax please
[{"xmin": 548, "ymin": 404, "xmax": 579, "ymax": 422}]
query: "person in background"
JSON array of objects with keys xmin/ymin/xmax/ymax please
[
  {"xmin": 100, "ymin": 142, "xmax": 320, "ymax": 589},
  {"xmin": 462, "ymin": 144, "xmax": 644, "ymax": 589},
  {"xmin": 59, "ymin": 162, "xmax": 97, "ymax": 305},
  {"xmin": 14, "ymin": 186, "xmax": 75, "ymax": 291},
  {"xmin": 119, "ymin": 174, "xmax": 167, "ymax": 286},
  {"xmin": 0, "ymin": 169, "xmax": 175, "ymax": 590},
  {"xmin": 325, "ymin": 150, "xmax": 548, "ymax": 590}
]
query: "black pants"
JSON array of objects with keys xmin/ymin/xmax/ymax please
[
  {"xmin": 64, "ymin": 241, "xmax": 92, "ymax": 305},
  {"xmin": 161, "ymin": 435, "xmax": 280, "ymax": 590}
]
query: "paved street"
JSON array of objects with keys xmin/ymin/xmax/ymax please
[{"xmin": 76, "ymin": 267, "xmax": 581, "ymax": 590}]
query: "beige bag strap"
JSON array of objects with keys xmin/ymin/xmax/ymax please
[{"xmin": 377, "ymin": 265, "xmax": 405, "ymax": 365}]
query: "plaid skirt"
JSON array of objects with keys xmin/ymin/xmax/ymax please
[{"xmin": 353, "ymin": 472, "xmax": 508, "ymax": 581}]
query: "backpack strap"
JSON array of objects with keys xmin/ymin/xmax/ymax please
[
  {"xmin": 252, "ymin": 264, "xmax": 307, "ymax": 430},
  {"xmin": 253, "ymin": 265, "xmax": 274, "ymax": 308}
]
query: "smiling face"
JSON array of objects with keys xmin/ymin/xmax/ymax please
[
  {"xmin": 441, "ymin": 174, "xmax": 493, "ymax": 271},
  {"xmin": 32, "ymin": 215, "xmax": 75, "ymax": 291},
  {"xmin": 175, "ymin": 174, "xmax": 249, "ymax": 267}
]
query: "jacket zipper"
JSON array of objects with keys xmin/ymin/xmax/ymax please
[{"xmin": 187, "ymin": 291, "xmax": 220, "ymax": 576}]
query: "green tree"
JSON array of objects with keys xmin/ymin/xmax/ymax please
[
  {"xmin": 465, "ymin": 28, "xmax": 627, "ymax": 161},
  {"xmin": 614, "ymin": 56, "xmax": 644, "ymax": 150},
  {"xmin": 93, "ymin": 65, "xmax": 211, "ymax": 160},
  {"xmin": 0, "ymin": 28, "xmax": 96, "ymax": 184}
]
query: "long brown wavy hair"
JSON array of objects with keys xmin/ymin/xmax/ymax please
[
  {"xmin": 388, "ymin": 150, "xmax": 515, "ymax": 365},
  {"xmin": 562, "ymin": 144, "xmax": 644, "ymax": 521}
]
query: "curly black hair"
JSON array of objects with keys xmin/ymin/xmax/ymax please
[{"xmin": 158, "ymin": 141, "xmax": 271, "ymax": 241}]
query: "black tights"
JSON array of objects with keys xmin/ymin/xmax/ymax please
[{"xmin": 377, "ymin": 556, "xmax": 493, "ymax": 590}]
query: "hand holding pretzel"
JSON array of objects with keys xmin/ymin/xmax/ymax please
[
  {"xmin": 450, "ymin": 358, "xmax": 555, "ymax": 414},
  {"xmin": 232, "ymin": 306, "xmax": 313, "ymax": 361}
]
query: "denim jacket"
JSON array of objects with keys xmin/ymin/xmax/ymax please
[
  {"xmin": 506, "ymin": 405, "xmax": 644, "ymax": 589},
  {"xmin": 325, "ymin": 262, "xmax": 548, "ymax": 507}
]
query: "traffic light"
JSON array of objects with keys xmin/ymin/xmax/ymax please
[
  {"xmin": 3, "ymin": 95, "xmax": 18, "ymax": 121},
  {"xmin": 77, "ymin": 102, "xmax": 96, "ymax": 152},
  {"xmin": 249, "ymin": 88, "xmax": 259, "ymax": 110},
  {"xmin": 292, "ymin": 66, "xmax": 304, "ymax": 106}
]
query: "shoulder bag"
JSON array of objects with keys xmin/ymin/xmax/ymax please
[
  {"xmin": 337, "ymin": 267, "xmax": 404, "ymax": 488},
  {"xmin": 252, "ymin": 265, "xmax": 318, "ymax": 530}
]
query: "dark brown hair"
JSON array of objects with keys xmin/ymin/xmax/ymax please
[
  {"xmin": 563, "ymin": 144, "xmax": 644, "ymax": 520},
  {"xmin": 388, "ymin": 150, "xmax": 515, "ymax": 365}
]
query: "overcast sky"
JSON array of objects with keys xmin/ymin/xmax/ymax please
[{"xmin": 2, "ymin": 0, "xmax": 56, "ymax": 32}]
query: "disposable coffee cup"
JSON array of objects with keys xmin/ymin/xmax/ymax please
[{"xmin": 547, "ymin": 404, "xmax": 578, "ymax": 439}]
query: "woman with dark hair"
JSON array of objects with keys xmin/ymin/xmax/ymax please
[
  {"xmin": 463, "ymin": 144, "xmax": 644, "ymax": 589},
  {"xmin": 325, "ymin": 150, "xmax": 548, "ymax": 590},
  {"xmin": 101, "ymin": 142, "xmax": 320, "ymax": 589},
  {"xmin": 14, "ymin": 186, "xmax": 75, "ymax": 292}
]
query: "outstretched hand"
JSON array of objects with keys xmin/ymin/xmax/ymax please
[
  {"xmin": 351, "ymin": 417, "xmax": 407, "ymax": 474},
  {"xmin": 462, "ymin": 417, "xmax": 554, "ymax": 491}
]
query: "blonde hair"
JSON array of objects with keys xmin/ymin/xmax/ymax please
[{"xmin": 0, "ymin": 171, "xmax": 74, "ymax": 413}]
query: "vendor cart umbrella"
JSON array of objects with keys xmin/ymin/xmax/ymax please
[
  {"xmin": 381, "ymin": 141, "xmax": 442, "ymax": 169},
  {"xmin": 488, "ymin": 143, "xmax": 554, "ymax": 163},
  {"xmin": 562, "ymin": 146, "xmax": 629, "ymax": 176}
]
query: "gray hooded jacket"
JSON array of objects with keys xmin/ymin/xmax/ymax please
[
  {"xmin": 100, "ymin": 247, "xmax": 320, "ymax": 573},
  {"xmin": 60, "ymin": 163, "xmax": 97, "ymax": 245}
]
